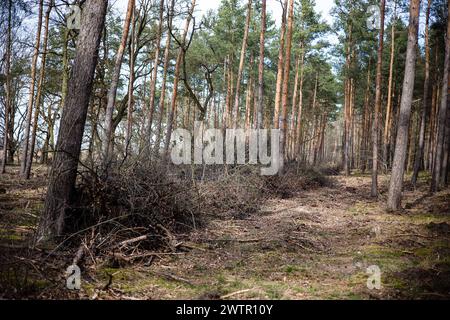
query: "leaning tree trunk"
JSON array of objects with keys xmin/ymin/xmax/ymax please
[
  {"xmin": 431, "ymin": 0, "xmax": 450, "ymax": 192},
  {"xmin": 387, "ymin": 0, "xmax": 421, "ymax": 211},
  {"xmin": 279, "ymin": 0, "xmax": 294, "ymax": 175},
  {"xmin": 371, "ymin": 0, "xmax": 386, "ymax": 197},
  {"xmin": 21, "ymin": 0, "xmax": 43, "ymax": 176},
  {"xmin": 103, "ymin": 0, "xmax": 135, "ymax": 166},
  {"xmin": 411, "ymin": 0, "xmax": 431, "ymax": 187},
  {"xmin": 39, "ymin": 0, "xmax": 108, "ymax": 239}
]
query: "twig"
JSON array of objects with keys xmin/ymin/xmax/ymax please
[{"xmin": 220, "ymin": 289, "xmax": 253, "ymax": 299}]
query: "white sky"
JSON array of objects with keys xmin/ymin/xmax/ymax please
[{"xmin": 114, "ymin": 0, "xmax": 335, "ymax": 26}]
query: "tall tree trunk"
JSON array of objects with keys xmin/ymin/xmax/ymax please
[
  {"xmin": 256, "ymin": 0, "xmax": 266, "ymax": 129},
  {"xmin": 1, "ymin": 0, "xmax": 12, "ymax": 174},
  {"xmin": 383, "ymin": 2, "xmax": 396, "ymax": 171},
  {"xmin": 431, "ymin": 0, "xmax": 450, "ymax": 192},
  {"xmin": 24, "ymin": 0, "xmax": 53, "ymax": 179},
  {"xmin": 146, "ymin": 0, "xmax": 164, "ymax": 145},
  {"xmin": 245, "ymin": 55, "xmax": 254, "ymax": 132},
  {"xmin": 343, "ymin": 24, "xmax": 352, "ymax": 175},
  {"xmin": 103, "ymin": 0, "xmax": 135, "ymax": 165},
  {"xmin": 279, "ymin": 0, "xmax": 294, "ymax": 175},
  {"xmin": 39, "ymin": 0, "xmax": 108, "ymax": 239},
  {"xmin": 361, "ymin": 59, "xmax": 372, "ymax": 173},
  {"xmin": 21, "ymin": 0, "xmax": 43, "ymax": 175},
  {"xmin": 232, "ymin": 0, "xmax": 252, "ymax": 128},
  {"xmin": 163, "ymin": 0, "xmax": 196, "ymax": 158},
  {"xmin": 371, "ymin": 0, "xmax": 386, "ymax": 197},
  {"xmin": 442, "ymin": 84, "xmax": 450, "ymax": 185},
  {"xmin": 125, "ymin": 6, "xmax": 137, "ymax": 156},
  {"xmin": 387, "ymin": 0, "xmax": 421, "ymax": 210},
  {"xmin": 273, "ymin": 0, "xmax": 288, "ymax": 129},
  {"xmin": 295, "ymin": 45, "xmax": 305, "ymax": 160},
  {"xmin": 411, "ymin": 0, "xmax": 431, "ymax": 187},
  {"xmin": 154, "ymin": 0, "xmax": 174, "ymax": 155},
  {"xmin": 289, "ymin": 54, "xmax": 300, "ymax": 160}
]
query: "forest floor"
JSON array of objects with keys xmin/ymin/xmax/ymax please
[{"xmin": 0, "ymin": 166, "xmax": 449, "ymax": 299}]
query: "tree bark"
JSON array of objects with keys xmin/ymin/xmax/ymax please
[
  {"xmin": 39, "ymin": 0, "xmax": 108, "ymax": 239},
  {"xmin": 387, "ymin": 0, "xmax": 421, "ymax": 210}
]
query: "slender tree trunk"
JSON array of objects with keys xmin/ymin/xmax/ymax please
[
  {"xmin": 154, "ymin": 0, "xmax": 174, "ymax": 155},
  {"xmin": 163, "ymin": 0, "xmax": 196, "ymax": 158},
  {"xmin": 103, "ymin": 0, "xmax": 135, "ymax": 165},
  {"xmin": 383, "ymin": 3, "xmax": 396, "ymax": 171},
  {"xmin": 1, "ymin": 0, "xmax": 12, "ymax": 174},
  {"xmin": 273, "ymin": 0, "xmax": 288, "ymax": 129},
  {"xmin": 442, "ymin": 88, "xmax": 450, "ymax": 185},
  {"xmin": 232, "ymin": 0, "xmax": 252, "ymax": 128},
  {"xmin": 361, "ymin": 59, "xmax": 371, "ymax": 173},
  {"xmin": 289, "ymin": 54, "xmax": 300, "ymax": 160},
  {"xmin": 371, "ymin": 0, "xmax": 386, "ymax": 197},
  {"xmin": 279, "ymin": 0, "xmax": 294, "ymax": 175},
  {"xmin": 25, "ymin": 0, "xmax": 53, "ymax": 179},
  {"xmin": 245, "ymin": 55, "xmax": 254, "ymax": 132},
  {"xmin": 431, "ymin": 0, "xmax": 450, "ymax": 192},
  {"xmin": 412, "ymin": 0, "xmax": 431, "ymax": 187},
  {"xmin": 295, "ymin": 46, "xmax": 305, "ymax": 160},
  {"xmin": 387, "ymin": 0, "xmax": 421, "ymax": 210},
  {"xmin": 39, "ymin": 0, "xmax": 108, "ymax": 239},
  {"xmin": 256, "ymin": 0, "xmax": 266, "ymax": 129},
  {"xmin": 146, "ymin": 0, "xmax": 164, "ymax": 144},
  {"xmin": 343, "ymin": 24, "xmax": 352, "ymax": 175},
  {"xmin": 125, "ymin": 7, "xmax": 137, "ymax": 156},
  {"xmin": 21, "ymin": 0, "xmax": 43, "ymax": 175}
]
